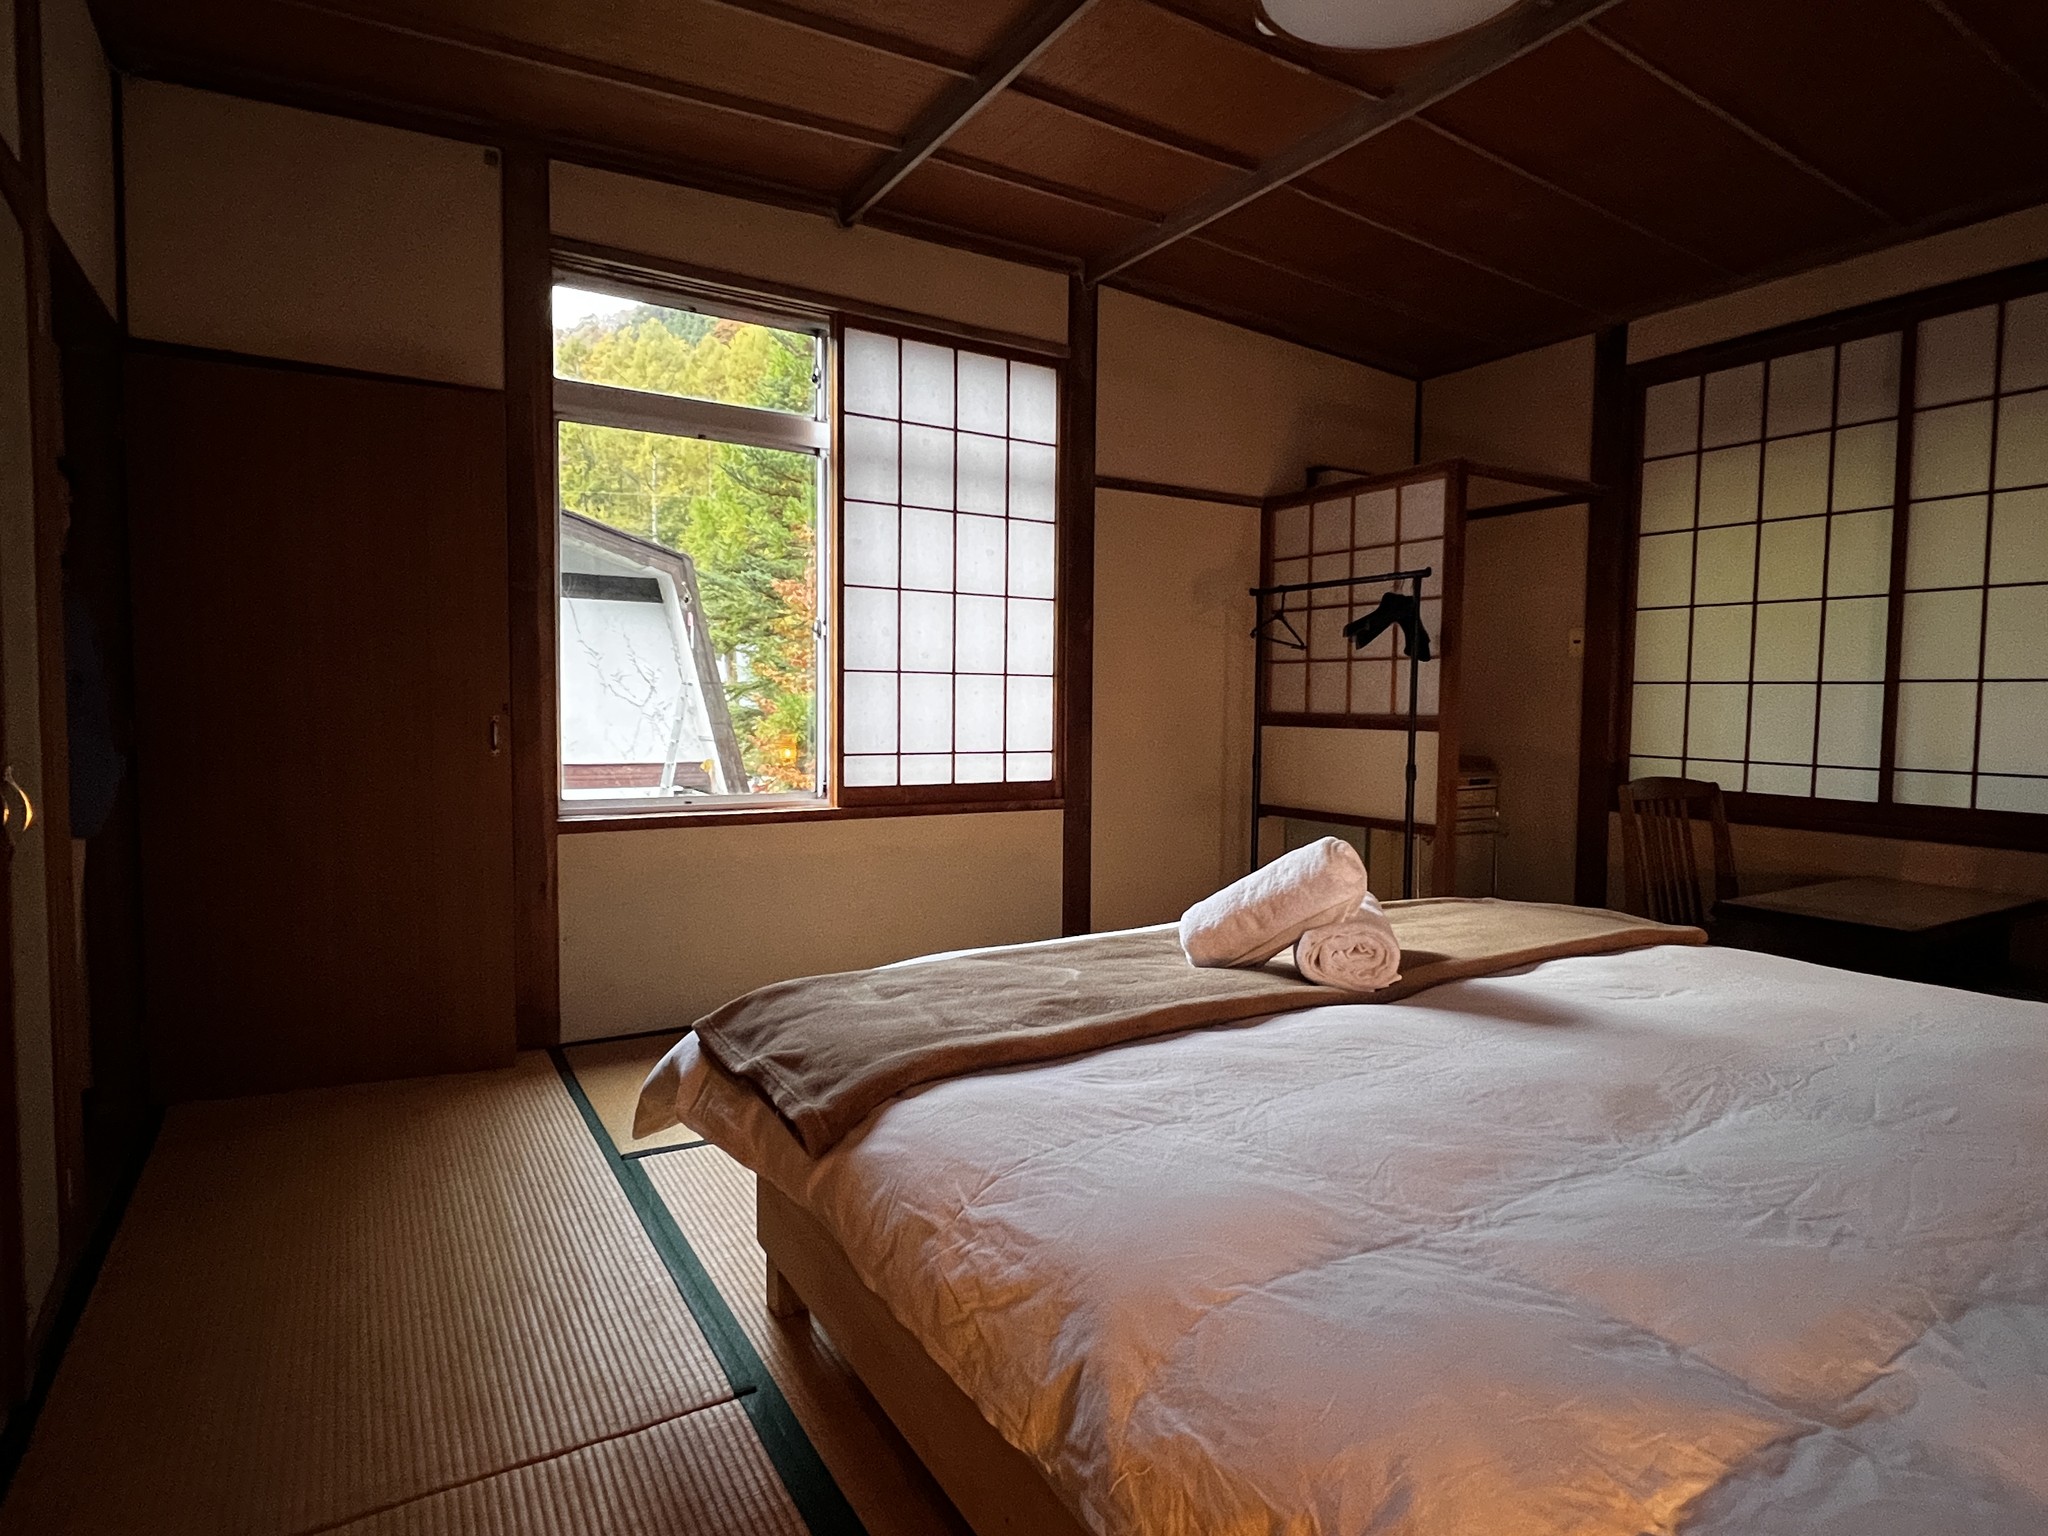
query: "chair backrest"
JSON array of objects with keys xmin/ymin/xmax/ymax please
[{"xmin": 1617, "ymin": 776, "xmax": 1738, "ymax": 927}]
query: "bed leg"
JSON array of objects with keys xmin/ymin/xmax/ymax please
[{"xmin": 765, "ymin": 1259, "xmax": 808, "ymax": 1320}]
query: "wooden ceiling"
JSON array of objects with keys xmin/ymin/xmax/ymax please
[{"xmin": 94, "ymin": 0, "xmax": 2048, "ymax": 377}]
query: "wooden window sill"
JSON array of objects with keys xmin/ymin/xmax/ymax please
[{"xmin": 557, "ymin": 797, "xmax": 1063, "ymax": 833}]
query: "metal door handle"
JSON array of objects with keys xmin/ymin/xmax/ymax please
[
  {"xmin": 0, "ymin": 766, "xmax": 32, "ymax": 845},
  {"xmin": 489, "ymin": 715, "xmax": 504, "ymax": 756}
]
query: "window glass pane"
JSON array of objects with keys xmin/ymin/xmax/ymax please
[
  {"xmin": 1355, "ymin": 488, "xmax": 1397, "ymax": 544},
  {"xmin": 901, "ymin": 424, "xmax": 954, "ymax": 510},
  {"xmin": 1640, "ymin": 455, "xmax": 1696, "ymax": 533},
  {"xmin": 957, "ymin": 351, "xmax": 1007, "ymax": 435},
  {"xmin": 1268, "ymin": 662, "xmax": 1307, "ymax": 713},
  {"xmin": 1895, "ymin": 770, "xmax": 1972, "ymax": 807},
  {"xmin": 1748, "ymin": 763, "xmax": 1812, "ymax": 796},
  {"xmin": 1312, "ymin": 497, "xmax": 1352, "ymax": 550},
  {"xmin": 900, "ymin": 340, "xmax": 955, "ymax": 427},
  {"xmin": 1006, "ymin": 752, "xmax": 1054, "ymax": 783},
  {"xmin": 1351, "ymin": 659, "xmax": 1395, "ymax": 713},
  {"xmin": 843, "ymin": 586, "xmax": 898, "ymax": 670},
  {"xmin": 1698, "ymin": 444, "xmax": 1761, "ymax": 525},
  {"xmin": 1818, "ymin": 684, "xmax": 1883, "ymax": 768},
  {"xmin": 1702, "ymin": 362, "xmax": 1764, "ymax": 447},
  {"xmin": 1685, "ymin": 760, "xmax": 1745, "ymax": 793},
  {"xmin": 558, "ymin": 421, "xmax": 819, "ymax": 800},
  {"xmin": 1007, "ymin": 598, "xmax": 1056, "ymax": 675},
  {"xmin": 1900, "ymin": 590, "xmax": 1982, "ymax": 680},
  {"xmin": 1911, "ymin": 401, "xmax": 1993, "ymax": 499},
  {"xmin": 1695, "ymin": 524, "xmax": 1757, "ymax": 605},
  {"xmin": 957, "ymin": 432, "xmax": 1007, "ymax": 515},
  {"xmin": 1632, "ymin": 608, "xmax": 1689, "ymax": 682},
  {"xmin": 841, "ymin": 672, "xmax": 897, "ymax": 756},
  {"xmin": 843, "ymin": 416, "xmax": 898, "ymax": 503},
  {"xmin": 1749, "ymin": 684, "xmax": 1816, "ymax": 764},
  {"xmin": 956, "ymin": 515, "xmax": 1005, "ymax": 596},
  {"xmin": 842, "ymin": 755, "xmax": 898, "ymax": 787},
  {"xmin": 1402, "ymin": 478, "xmax": 1448, "ymax": 538},
  {"xmin": 1980, "ymin": 682, "xmax": 2048, "ymax": 774},
  {"xmin": 553, "ymin": 285, "xmax": 820, "ymax": 416},
  {"xmin": 1994, "ymin": 389, "xmax": 2048, "ymax": 489},
  {"xmin": 1273, "ymin": 504, "xmax": 1311, "ymax": 558},
  {"xmin": 1631, "ymin": 756, "xmax": 1685, "ymax": 781},
  {"xmin": 1896, "ymin": 682, "xmax": 1977, "ymax": 772},
  {"xmin": 1984, "ymin": 585, "xmax": 2048, "ymax": 678},
  {"xmin": 2003, "ymin": 294, "xmax": 2048, "ymax": 395},
  {"xmin": 1815, "ymin": 767, "xmax": 1879, "ymax": 801},
  {"xmin": 1631, "ymin": 684, "xmax": 1686, "ymax": 757},
  {"xmin": 1821, "ymin": 596, "xmax": 1887, "ymax": 682},
  {"xmin": 957, "ymin": 752, "xmax": 1004, "ymax": 783},
  {"xmin": 1753, "ymin": 602, "xmax": 1822, "ymax": 681},
  {"xmin": 1009, "ymin": 442, "xmax": 1056, "ymax": 521},
  {"xmin": 1690, "ymin": 605, "xmax": 1752, "ymax": 681},
  {"xmin": 956, "ymin": 594, "xmax": 1006, "ymax": 673},
  {"xmin": 1638, "ymin": 532, "xmax": 1694, "ymax": 607},
  {"xmin": 900, "ymin": 507, "xmax": 954, "ymax": 590},
  {"xmin": 1009, "ymin": 363, "xmax": 1059, "ymax": 444},
  {"xmin": 1006, "ymin": 676, "xmax": 1054, "ymax": 750},
  {"xmin": 901, "ymin": 590, "xmax": 954, "ymax": 671},
  {"xmin": 1977, "ymin": 775, "xmax": 2048, "ymax": 813},
  {"xmin": 1767, "ymin": 348, "xmax": 1834, "ymax": 438},
  {"xmin": 1830, "ymin": 420, "xmax": 1897, "ymax": 510},
  {"xmin": 1687, "ymin": 684, "xmax": 1748, "ymax": 760},
  {"xmin": 1904, "ymin": 496, "xmax": 1986, "ymax": 590},
  {"xmin": 842, "ymin": 329, "xmax": 898, "ymax": 417},
  {"xmin": 1916, "ymin": 305, "xmax": 1999, "ymax": 407},
  {"xmin": 1009, "ymin": 519, "xmax": 1056, "ymax": 600},
  {"xmin": 898, "ymin": 673, "xmax": 952, "ymax": 753},
  {"xmin": 1836, "ymin": 332, "xmax": 1901, "ymax": 425},
  {"xmin": 1757, "ymin": 518, "xmax": 1826, "ymax": 600},
  {"xmin": 843, "ymin": 502, "xmax": 898, "ymax": 587},
  {"xmin": 1990, "ymin": 488, "xmax": 2048, "ymax": 584},
  {"xmin": 1825, "ymin": 509, "xmax": 1893, "ymax": 597},
  {"xmin": 1762, "ymin": 433, "xmax": 1830, "ymax": 520},
  {"xmin": 1642, "ymin": 376, "xmax": 1700, "ymax": 456}
]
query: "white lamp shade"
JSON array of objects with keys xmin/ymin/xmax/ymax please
[{"xmin": 1258, "ymin": 0, "xmax": 1523, "ymax": 50}]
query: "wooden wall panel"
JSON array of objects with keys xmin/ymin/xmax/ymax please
[{"xmin": 126, "ymin": 351, "xmax": 516, "ymax": 1099}]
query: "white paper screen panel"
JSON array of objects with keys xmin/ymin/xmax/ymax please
[
  {"xmin": 840, "ymin": 328, "xmax": 1058, "ymax": 789},
  {"xmin": 1633, "ymin": 336, "xmax": 1901, "ymax": 802},
  {"xmin": 1265, "ymin": 474, "xmax": 1445, "ymax": 722}
]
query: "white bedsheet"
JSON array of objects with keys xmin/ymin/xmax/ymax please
[{"xmin": 653, "ymin": 939, "xmax": 2048, "ymax": 1535}]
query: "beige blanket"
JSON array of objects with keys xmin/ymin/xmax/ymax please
[{"xmin": 674, "ymin": 899, "xmax": 1701, "ymax": 1155}]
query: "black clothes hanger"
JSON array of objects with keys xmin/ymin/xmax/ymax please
[
  {"xmin": 1343, "ymin": 591, "xmax": 1431, "ymax": 661},
  {"xmin": 1252, "ymin": 605, "xmax": 1308, "ymax": 651}
]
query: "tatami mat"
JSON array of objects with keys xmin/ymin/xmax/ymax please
[
  {"xmin": 644, "ymin": 1147, "xmax": 972, "ymax": 1536},
  {"xmin": 0, "ymin": 1056, "xmax": 756, "ymax": 1534},
  {"xmin": 327, "ymin": 1401, "xmax": 806, "ymax": 1536},
  {"xmin": 560, "ymin": 1035, "xmax": 698, "ymax": 1156}
]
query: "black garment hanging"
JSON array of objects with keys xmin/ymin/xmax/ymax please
[{"xmin": 1342, "ymin": 591, "xmax": 1432, "ymax": 661}]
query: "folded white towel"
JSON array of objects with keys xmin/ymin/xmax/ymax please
[
  {"xmin": 1293, "ymin": 893, "xmax": 1402, "ymax": 991},
  {"xmin": 1178, "ymin": 837, "xmax": 1368, "ymax": 968}
]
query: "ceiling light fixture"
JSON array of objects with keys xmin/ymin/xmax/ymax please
[{"xmin": 1256, "ymin": 0, "xmax": 1525, "ymax": 50}]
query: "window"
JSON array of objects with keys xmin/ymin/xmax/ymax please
[
  {"xmin": 551, "ymin": 276, "xmax": 1063, "ymax": 817},
  {"xmin": 836, "ymin": 326, "xmax": 1060, "ymax": 798},
  {"xmin": 554, "ymin": 280, "xmax": 827, "ymax": 808},
  {"xmin": 1625, "ymin": 276, "xmax": 2048, "ymax": 832}
]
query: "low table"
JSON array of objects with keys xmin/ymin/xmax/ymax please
[{"xmin": 1717, "ymin": 876, "xmax": 2045, "ymax": 988}]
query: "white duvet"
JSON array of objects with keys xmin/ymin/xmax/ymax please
[{"xmin": 651, "ymin": 936, "xmax": 2048, "ymax": 1535}]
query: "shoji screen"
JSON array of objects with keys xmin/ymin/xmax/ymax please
[
  {"xmin": 838, "ymin": 326, "xmax": 1060, "ymax": 797},
  {"xmin": 1630, "ymin": 334, "xmax": 1903, "ymax": 800},
  {"xmin": 1264, "ymin": 473, "xmax": 1446, "ymax": 723},
  {"xmin": 1894, "ymin": 294, "xmax": 2048, "ymax": 813}
]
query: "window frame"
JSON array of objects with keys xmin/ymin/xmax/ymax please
[
  {"xmin": 547, "ymin": 251, "xmax": 1069, "ymax": 831},
  {"xmin": 1617, "ymin": 255, "xmax": 2048, "ymax": 853}
]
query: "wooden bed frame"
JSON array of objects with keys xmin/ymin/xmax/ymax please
[{"xmin": 755, "ymin": 1179, "xmax": 1093, "ymax": 1536}]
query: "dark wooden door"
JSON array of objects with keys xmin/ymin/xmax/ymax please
[{"xmin": 126, "ymin": 351, "xmax": 516, "ymax": 1099}]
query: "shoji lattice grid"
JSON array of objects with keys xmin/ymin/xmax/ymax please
[
  {"xmin": 1631, "ymin": 335, "xmax": 1904, "ymax": 801},
  {"xmin": 1894, "ymin": 294, "xmax": 2048, "ymax": 814},
  {"xmin": 1265, "ymin": 475, "xmax": 1444, "ymax": 720},
  {"xmin": 839, "ymin": 329, "xmax": 1059, "ymax": 789}
]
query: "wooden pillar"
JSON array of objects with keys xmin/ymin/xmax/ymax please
[
  {"xmin": 1058, "ymin": 276, "xmax": 1098, "ymax": 935},
  {"xmin": 1574, "ymin": 324, "xmax": 1632, "ymax": 907}
]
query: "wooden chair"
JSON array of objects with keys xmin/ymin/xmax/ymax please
[{"xmin": 1617, "ymin": 776, "xmax": 1738, "ymax": 928}]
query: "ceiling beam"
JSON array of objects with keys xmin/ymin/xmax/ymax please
[
  {"xmin": 1915, "ymin": 0, "xmax": 2048, "ymax": 117},
  {"xmin": 1140, "ymin": 0, "xmax": 1735, "ymax": 276},
  {"xmin": 1085, "ymin": 0, "xmax": 1629, "ymax": 285},
  {"xmin": 1583, "ymin": 24, "xmax": 1901, "ymax": 227},
  {"xmin": 838, "ymin": 0, "xmax": 1102, "ymax": 225}
]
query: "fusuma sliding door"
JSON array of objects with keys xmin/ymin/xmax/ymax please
[{"xmin": 126, "ymin": 353, "xmax": 516, "ymax": 1098}]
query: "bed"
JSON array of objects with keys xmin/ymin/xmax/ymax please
[{"xmin": 645, "ymin": 927, "xmax": 2048, "ymax": 1536}]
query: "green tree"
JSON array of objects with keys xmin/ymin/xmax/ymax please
[{"xmin": 556, "ymin": 308, "xmax": 819, "ymax": 790}]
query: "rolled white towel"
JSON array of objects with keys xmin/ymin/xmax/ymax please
[
  {"xmin": 1179, "ymin": 837, "xmax": 1368, "ymax": 967},
  {"xmin": 1293, "ymin": 893, "xmax": 1402, "ymax": 991}
]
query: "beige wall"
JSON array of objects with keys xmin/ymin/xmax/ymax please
[
  {"xmin": 1631, "ymin": 201, "xmax": 2048, "ymax": 363},
  {"xmin": 1098, "ymin": 288, "xmax": 1414, "ymax": 497},
  {"xmin": 1088, "ymin": 289, "xmax": 1416, "ymax": 923},
  {"xmin": 550, "ymin": 164, "xmax": 1067, "ymax": 345},
  {"xmin": 123, "ymin": 82, "xmax": 503, "ymax": 387},
  {"xmin": 1091, "ymin": 490, "xmax": 1257, "ymax": 929},
  {"xmin": 558, "ymin": 812, "xmax": 1063, "ymax": 1038},
  {"xmin": 42, "ymin": 0, "xmax": 117, "ymax": 310},
  {"xmin": 1420, "ymin": 335, "xmax": 1596, "ymax": 903}
]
